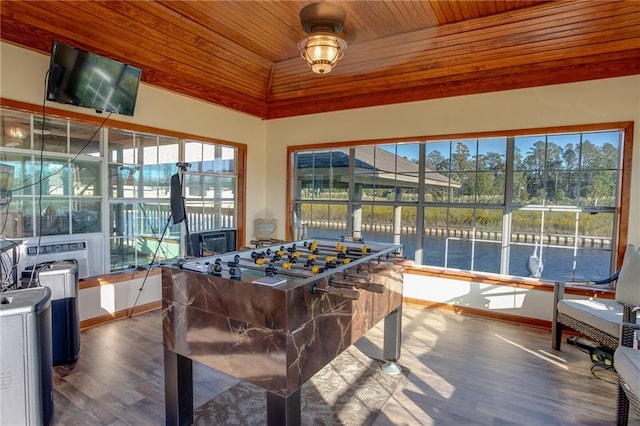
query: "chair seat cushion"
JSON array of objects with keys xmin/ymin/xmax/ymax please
[
  {"xmin": 615, "ymin": 345, "xmax": 640, "ymax": 397},
  {"xmin": 557, "ymin": 298, "xmax": 624, "ymax": 338}
]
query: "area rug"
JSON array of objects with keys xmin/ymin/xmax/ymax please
[{"xmin": 194, "ymin": 346, "xmax": 409, "ymax": 425}]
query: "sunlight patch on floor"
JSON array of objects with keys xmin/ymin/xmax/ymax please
[{"xmin": 493, "ymin": 333, "xmax": 569, "ymax": 370}]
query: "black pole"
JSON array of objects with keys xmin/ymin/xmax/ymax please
[{"xmin": 175, "ymin": 162, "xmax": 192, "ymax": 257}]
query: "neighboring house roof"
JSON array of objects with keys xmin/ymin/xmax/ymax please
[{"xmin": 296, "ymin": 146, "xmax": 460, "ymax": 189}]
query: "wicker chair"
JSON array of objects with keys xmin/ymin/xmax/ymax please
[
  {"xmin": 552, "ymin": 243, "xmax": 640, "ymax": 351},
  {"xmin": 615, "ymin": 320, "xmax": 640, "ymax": 425}
]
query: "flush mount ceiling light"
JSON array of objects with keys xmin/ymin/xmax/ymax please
[{"xmin": 298, "ymin": 2, "xmax": 348, "ymax": 74}]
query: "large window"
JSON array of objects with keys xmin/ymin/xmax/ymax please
[
  {"xmin": 291, "ymin": 125, "xmax": 630, "ymax": 282},
  {"xmin": 1, "ymin": 107, "xmax": 240, "ymax": 275},
  {"xmin": 108, "ymin": 129, "xmax": 181, "ymax": 270},
  {"xmin": 0, "ymin": 111, "xmax": 102, "ymax": 239}
]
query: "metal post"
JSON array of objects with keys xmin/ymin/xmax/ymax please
[
  {"xmin": 381, "ymin": 305, "xmax": 402, "ymax": 374},
  {"xmin": 266, "ymin": 388, "xmax": 301, "ymax": 426},
  {"xmin": 164, "ymin": 348, "xmax": 193, "ymax": 426}
]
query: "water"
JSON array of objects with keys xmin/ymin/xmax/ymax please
[{"xmin": 304, "ymin": 227, "xmax": 612, "ymax": 283}]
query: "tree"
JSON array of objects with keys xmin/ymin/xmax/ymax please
[{"xmin": 426, "ymin": 150, "xmax": 447, "ymax": 171}]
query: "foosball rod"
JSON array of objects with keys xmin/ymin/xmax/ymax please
[
  {"xmin": 330, "ymin": 275, "xmax": 385, "ymax": 294},
  {"xmin": 245, "ymin": 254, "xmax": 329, "ymax": 274},
  {"xmin": 300, "ymin": 240, "xmax": 374, "ymax": 255},
  {"xmin": 298, "ymin": 242, "xmax": 402, "ymax": 262},
  {"xmin": 250, "ymin": 250, "xmax": 350, "ymax": 271},
  {"xmin": 214, "ymin": 258, "xmax": 312, "ymax": 279},
  {"xmin": 219, "ymin": 261, "xmax": 360, "ymax": 299},
  {"xmin": 311, "ymin": 282, "xmax": 360, "ymax": 300},
  {"xmin": 296, "ymin": 245, "xmax": 372, "ymax": 261}
]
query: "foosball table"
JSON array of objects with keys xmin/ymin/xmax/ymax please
[{"xmin": 162, "ymin": 238, "xmax": 405, "ymax": 426}]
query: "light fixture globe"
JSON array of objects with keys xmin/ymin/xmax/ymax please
[
  {"xmin": 298, "ymin": 33, "xmax": 347, "ymax": 74},
  {"xmin": 298, "ymin": 2, "xmax": 348, "ymax": 74}
]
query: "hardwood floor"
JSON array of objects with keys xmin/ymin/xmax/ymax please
[{"xmin": 50, "ymin": 303, "xmax": 638, "ymax": 425}]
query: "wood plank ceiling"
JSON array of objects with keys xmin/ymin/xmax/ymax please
[{"xmin": 1, "ymin": 1, "xmax": 639, "ymax": 120}]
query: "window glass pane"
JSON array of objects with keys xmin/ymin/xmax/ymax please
[
  {"xmin": 200, "ymin": 145, "xmax": 236, "ymax": 174},
  {"xmin": 1, "ymin": 110, "xmax": 31, "ymax": 150},
  {"xmin": 425, "ymin": 172, "xmax": 450, "ymax": 202},
  {"xmin": 115, "ymin": 165, "xmax": 142, "ymax": 198},
  {"xmin": 425, "ymin": 141, "xmax": 450, "ymax": 171},
  {"xmin": 0, "ymin": 153, "xmax": 32, "ymax": 196},
  {"xmin": 1, "ymin": 199, "xmax": 33, "ymax": 238},
  {"xmin": 477, "ymin": 138, "xmax": 506, "ymax": 171},
  {"xmin": 71, "ymin": 197, "xmax": 100, "ymax": 233},
  {"xmin": 546, "ymin": 134, "xmax": 577, "ymax": 170},
  {"xmin": 300, "ymin": 202, "xmax": 347, "ymax": 239},
  {"xmin": 510, "ymin": 211, "xmax": 543, "ymax": 278},
  {"xmin": 473, "ymin": 241, "xmax": 501, "ymax": 274},
  {"xmin": 137, "ymin": 202, "xmax": 170, "ymax": 236},
  {"xmin": 446, "ymin": 207, "xmax": 473, "ymax": 270},
  {"xmin": 329, "ymin": 155, "xmax": 349, "ymax": 200},
  {"xmin": 353, "ymin": 146, "xmax": 377, "ymax": 174},
  {"xmin": 515, "ymin": 137, "xmax": 547, "ymax": 204},
  {"xmin": 397, "ymin": 205, "xmax": 417, "ymax": 256},
  {"xmin": 33, "ymin": 116, "xmax": 67, "ymax": 154},
  {"xmin": 514, "ymin": 135, "xmax": 545, "ymax": 171},
  {"xmin": 423, "ymin": 207, "xmax": 448, "ymax": 267},
  {"xmin": 39, "ymin": 198, "xmax": 69, "ymax": 235},
  {"xmin": 545, "ymin": 170, "xmax": 578, "ymax": 205},
  {"xmin": 69, "ymin": 121, "xmax": 100, "ymax": 156},
  {"xmin": 450, "ymin": 171, "xmax": 476, "ymax": 203},
  {"xmin": 466, "ymin": 208, "xmax": 502, "ymax": 274},
  {"xmin": 220, "ymin": 146, "xmax": 237, "ymax": 173},
  {"xmin": 110, "ymin": 236, "xmax": 136, "ymax": 271},
  {"xmin": 512, "ymin": 171, "xmax": 528, "ymax": 204},
  {"xmin": 159, "ymin": 137, "xmax": 180, "ymax": 167},
  {"xmin": 108, "ymin": 128, "xmax": 136, "ymax": 164},
  {"xmin": 396, "ymin": 175, "xmax": 419, "ymax": 201},
  {"xmin": 476, "ymin": 171, "xmax": 505, "ymax": 203},
  {"xmin": 451, "ymin": 140, "xmax": 476, "ymax": 172},
  {"xmin": 140, "ymin": 164, "xmax": 160, "ymax": 198},
  {"xmin": 73, "ymin": 159, "xmax": 101, "ymax": 196},
  {"xmin": 110, "ymin": 202, "xmax": 136, "ymax": 238},
  {"xmin": 138, "ymin": 234, "xmax": 179, "ymax": 263},
  {"xmin": 579, "ymin": 170, "xmax": 618, "ymax": 207},
  {"xmin": 581, "ymin": 132, "xmax": 619, "ymax": 169},
  {"xmin": 140, "ymin": 134, "xmax": 158, "ymax": 164},
  {"xmin": 184, "ymin": 142, "xmax": 203, "ymax": 171},
  {"xmin": 295, "ymin": 150, "xmax": 317, "ymax": 200},
  {"xmin": 38, "ymin": 157, "xmax": 69, "ymax": 196},
  {"xmin": 358, "ymin": 204, "xmax": 394, "ymax": 243},
  {"xmin": 312, "ymin": 150, "xmax": 334, "ymax": 200}
]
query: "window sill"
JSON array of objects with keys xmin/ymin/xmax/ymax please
[
  {"xmin": 79, "ymin": 267, "xmax": 161, "ymax": 290},
  {"xmin": 403, "ymin": 263, "xmax": 615, "ymax": 299}
]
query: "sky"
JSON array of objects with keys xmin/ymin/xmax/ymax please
[{"xmin": 381, "ymin": 130, "xmax": 620, "ymax": 161}]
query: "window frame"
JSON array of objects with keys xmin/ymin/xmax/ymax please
[
  {"xmin": 287, "ymin": 122, "xmax": 634, "ymax": 282},
  {"xmin": 0, "ymin": 99, "xmax": 247, "ymax": 276}
]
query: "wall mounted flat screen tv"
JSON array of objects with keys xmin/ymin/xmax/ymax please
[{"xmin": 47, "ymin": 41, "xmax": 142, "ymax": 116}]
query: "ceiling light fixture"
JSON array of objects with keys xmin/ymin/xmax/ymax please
[
  {"xmin": 298, "ymin": 2, "xmax": 348, "ymax": 75},
  {"xmin": 8, "ymin": 127, "xmax": 26, "ymax": 140}
]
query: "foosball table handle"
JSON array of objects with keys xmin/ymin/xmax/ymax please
[{"xmin": 311, "ymin": 283, "xmax": 360, "ymax": 300}]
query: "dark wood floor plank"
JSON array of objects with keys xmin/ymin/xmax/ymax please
[{"xmin": 48, "ymin": 303, "xmax": 638, "ymax": 425}]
